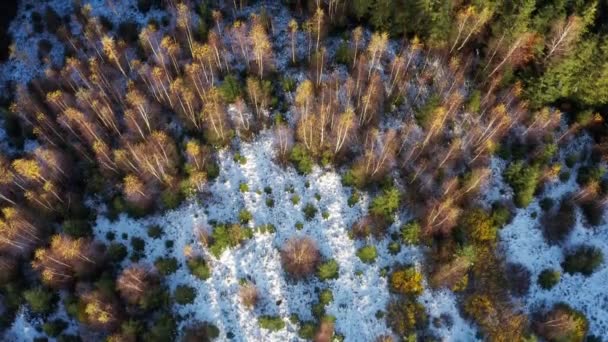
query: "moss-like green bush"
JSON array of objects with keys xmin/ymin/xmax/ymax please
[
  {"xmin": 209, "ymin": 224, "xmax": 253, "ymax": 257},
  {"xmin": 61, "ymin": 219, "xmax": 92, "ymax": 238},
  {"xmin": 239, "ymin": 182, "xmax": 249, "ymax": 193},
  {"xmin": 131, "ymin": 237, "xmax": 145, "ymax": 252},
  {"xmin": 219, "ymin": 74, "xmax": 242, "ymax": 103},
  {"xmin": 107, "ymin": 243, "xmax": 128, "ymax": 263},
  {"xmin": 23, "ymin": 286, "xmax": 56, "ymax": 314},
  {"xmin": 562, "ymin": 245, "xmax": 603, "ymax": 276},
  {"xmin": 238, "ymin": 209, "xmax": 252, "ymax": 224},
  {"xmin": 161, "ymin": 188, "xmax": 183, "ymax": 210},
  {"xmin": 503, "ymin": 161, "xmax": 540, "ymax": 208},
  {"xmin": 576, "ymin": 166, "xmax": 605, "ymax": 187},
  {"xmin": 319, "ymin": 289, "xmax": 333, "ymax": 305},
  {"xmin": 174, "ymin": 285, "xmax": 196, "ymax": 305},
  {"xmin": 258, "ymin": 316, "xmax": 285, "ymax": 331},
  {"xmin": 459, "ymin": 208, "xmax": 497, "ymax": 244},
  {"xmin": 370, "ymin": 187, "xmax": 400, "ymax": 220},
  {"xmin": 147, "ymin": 225, "xmax": 163, "ymax": 239},
  {"xmin": 289, "ymin": 144, "xmax": 314, "ymax": 174},
  {"xmin": 187, "ymin": 256, "xmax": 211, "ymax": 280},
  {"xmin": 389, "ymin": 266, "xmax": 423, "ymax": 296},
  {"xmin": 357, "ymin": 245, "xmax": 377, "ymax": 264},
  {"xmin": 155, "ymin": 257, "xmax": 179, "ymax": 275},
  {"xmin": 298, "ymin": 322, "xmax": 316, "ymax": 339},
  {"xmin": 386, "ymin": 297, "xmax": 428, "ymax": 337},
  {"xmin": 538, "ymin": 269, "xmax": 561, "ymax": 290},
  {"xmin": 303, "ymin": 203, "xmax": 317, "ymax": 221},
  {"xmin": 42, "ymin": 319, "xmax": 67, "ymax": 337},
  {"xmin": 401, "ymin": 221, "xmax": 420, "ymax": 245},
  {"xmin": 291, "ymin": 194, "xmax": 300, "ymax": 205}
]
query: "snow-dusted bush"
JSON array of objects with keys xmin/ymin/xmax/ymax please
[
  {"xmin": 356, "ymin": 245, "xmax": 377, "ymax": 264},
  {"xmin": 258, "ymin": 316, "xmax": 285, "ymax": 331},
  {"xmin": 154, "ymin": 257, "xmax": 179, "ymax": 275},
  {"xmin": 317, "ymin": 259, "xmax": 339, "ymax": 280},
  {"xmin": 186, "ymin": 256, "xmax": 211, "ymax": 280},
  {"xmin": 538, "ymin": 268, "xmax": 561, "ymax": 290},
  {"xmin": 400, "ymin": 221, "xmax": 421, "ymax": 245},
  {"xmin": 562, "ymin": 245, "xmax": 604, "ymax": 276},
  {"xmin": 280, "ymin": 236, "xmax": 320, "ymax": 278},
  {"xmin": 208, "ymin": 224, "xmax": 253, "ymax": 257},
  {"xmin": 174, "ymin": 285, "xmax": 196, "ymax": 305},
  {"xmin": 503, "ymin": 161, "xmax": 540, "ymax": 208}
]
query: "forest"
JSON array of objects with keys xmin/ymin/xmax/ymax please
[{"xmin": 1, "ymin": 0, "xmax": 608, "ymax": 341}]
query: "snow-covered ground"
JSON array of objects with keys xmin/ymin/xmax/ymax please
[
  {"xmin": 0, "ymin": 0, "xmax": 166, "ymax": 95},
  {"xmin": 499, "ymin": 134, "xmax": 608, "ymax": 337},
  {"xmin": 89, "ymin": 132, "xmax": 477, "ymax": 341}
]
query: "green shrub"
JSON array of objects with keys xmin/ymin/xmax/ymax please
[
  {"xmin": 23, "ymin": 287, "xmax": 56, "ymax": 314},
  {"xmin": 580, "ymin": 200, "xmax": 604, "ymax": 226},
  {"xmin": 539, "ymin": 197, "xmax": 554, "ymax": 212},
  {"xmin": 147, "ymin": 225, "xmax": 163, "ymax": 239},
  {"xmin": 239, "ymin": 182, "xmax": 249, "ymax": 192},
  {"xmin": 357, "ymin": 245, "xmax": 377, "ymax": 264},
  {"xmin": 144, "ymin": 313, "xmax": 176, "ymax": 341},
  {"xmin": 576, "ymin": 166, "xmax": 605, "ymax": 187},
  {"xmin": 266, "ymin": 198, "xmax": 275, "ymax": 207},
  {"xmin": 131, "ymin": 237, "xmax": 145, "ymax": 252},
  {"xmin": 281, "ymin": 77, "xmax": 296, "ymax": 92},
  {"xmin": 295, "ymin": 222, "xmax": 304, "ymax": 230},
  {"xmin": 303, "ymin": 203, "xmax": 317, "ymax": 221},
  {"xmin": 388, "ymin": 241, "xmax": 401, "ymax": 255},
  {"xmin": 107, "ymin": 243, "xmax": 128, "ymax": 263},
  {"xmin": 503, "ymin": 161, "xmax": 540, "ymax": 208},
  {"xmin": 415, "ymin": 93, "xmax": 441, "ymax": 129},
  {"xmin": 42, "ymin": 319, "xmax": 67, "ymax": 337},
  {"xmin": 348, "ymin": 191, "xmax": 360, "ymax": 207},
  {"xmin": 234, "ymin": 153, "xmax": 247, "ymax": 164},
  {"xmin": 386, "ymin": 297, "xmax": 428, "ymax": 337},
  {"xmin": 219, "ymin": 74, "xmax": 242, "ymax": 103},
  {"xmin": 562, "ymin": 245, "xmax": 603, "ymax": 275},
  {"xmin": 459, "ymin": 208, "xmax": 497, "ymax": 244},
  {"xmin": 317, "ymin": 259, "xmax": 339, "ymax": 280},
  {"xmin": 335, "ymin": 40, "xmax": 350, "ymax": 65},
  {"xmin": 238, "ymin": 209, "xmax": 252, "ymax": 224},
  {"xmin": 187, "ymin": 256, "xmax": 211, "ymax": 280},
  {"xmin": 209, "ymin": 224, "xmax": 253, "ymax": 257},
  {"xmin": 161, "ymin": 189, "xmax": 183, "ymax": 210},
  {"xmin": 319, "ymin": 289, "xmax": 333, "ymax": 305},
  {"xmin": 61, "ymin": 220, "xmax": 92, "ymax": 238},
  {"xmin": 155, "ymin": 257, "xmax": 179, "ymax": 275},
  {"xmin": 298, "ymin": 322, "xmax": 316, "ymax": 339},
  {"xmin": 538, "ymin": 269, "xmax": 561, "ymax": 290},
  {"xmin": 370, "ymin": 187, "xmax": 400, "ymax": 220},
  {"xmin": 174, "ymin": 285, "xmax": 196, "ymax": 305},
  {"xmin": 466, "ymin": 90, "xmax": 481, "ymax": 113},
  {"xmin": 401, "ymin": 221, "xmax": 420, "ymax": 245},
  {"xmin": 389, "ymin": 267, "xmax": 423, "ymax": 296},
  {"xmin": 258, "ymin": 316, "xmax": 285, "ymax": 331},
  {"xmin": 291, "ymin": 194, "xmax": 301, "ymax": 205},
  {"xmin": 289, "ymin": 144, "xmax": 314, "ymax": 174}
]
